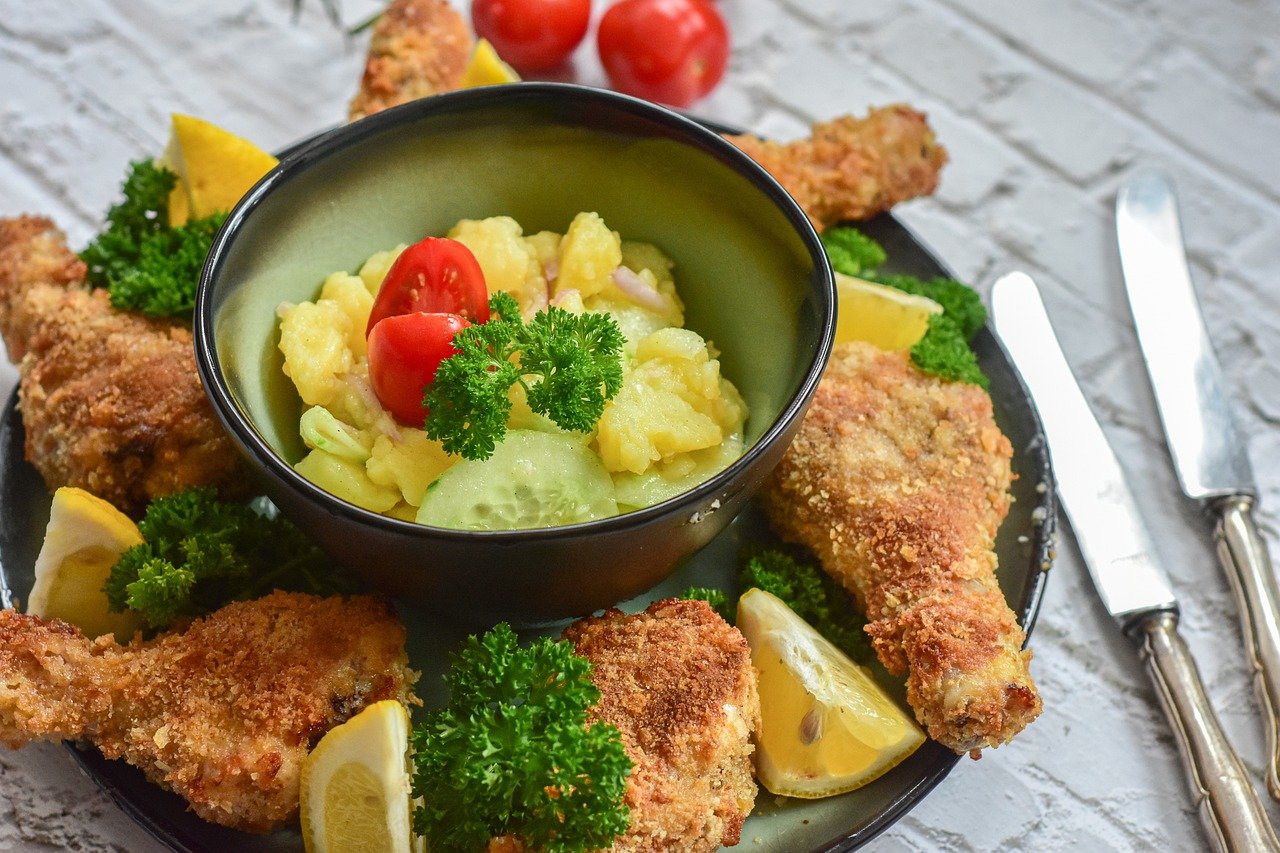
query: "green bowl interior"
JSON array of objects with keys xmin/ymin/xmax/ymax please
[{"xmin": 213, "ymin": 98, "xmax": 825, "ymax": 472}]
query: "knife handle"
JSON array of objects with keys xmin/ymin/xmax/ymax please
[
  {"xmin": 1213, "ymin": 495, "xmax": 1280, "ymax": 801},
  {"xmin": 1139, "ymin": 611, "xmax": 1280, "ymax": 852}
]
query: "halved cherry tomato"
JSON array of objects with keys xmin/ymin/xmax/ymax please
[
  {"xmin": 597, "ymin": 0, "xmax": 729, "ymax": 108},
  {"xmin": 367, "ymin": 312, "xmax": 470, "ymax": 426},
  {"xmin": 366, "ymin": 237, "xmax": 489, "ymax": 337},
  {"xmin": 471, "ymin": 0, "xmax": 591, "ymax": 73}
]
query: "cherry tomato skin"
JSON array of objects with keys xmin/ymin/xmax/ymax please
[
  {"xmin": 367, "ymin": 312, "xmax": 470, "ymax": 426},
  {"xmin": 597, "ymin": 0, "xmax": 730, "ymax": 108},
  {"xmin": 366, "ymin": 237, "xmax": 489, "ymax": 337},
  {"xmin": 472, "ymin": 0, "xmax": 592, "ymax": 72}
]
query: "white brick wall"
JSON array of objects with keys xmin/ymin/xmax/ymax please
[{"xmin": 0, "ymin": 0, "xmax": 1277, "ymax": 850}]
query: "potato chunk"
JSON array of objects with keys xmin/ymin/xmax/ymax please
[
  {"xmin": 365, "ymin": 428, "xmax": 456, "ymax": 506},
  {"xmin": 320, "ymin": 272, "xmax": 374, "ymax": 358},
  {"xmin": 595, "ymin": 327, "xmax": 746, "ymax": 475},
  {"xmin": 278, "ymin": 299, "xmax": 353, "ymax": 407},
  {"xmin": 556, "ymin": 212, "xmax": 621, "ymax": 300},
  {"xmin": 448, "ymin": 216, "xmax": 548, "ymax": 314}
]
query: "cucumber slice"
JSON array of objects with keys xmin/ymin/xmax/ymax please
[{"xmin": 416, "ymin": 430, "xmax": 619, "ymax": 531}]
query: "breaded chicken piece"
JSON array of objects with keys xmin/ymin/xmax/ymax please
[
  {"xmin": 760, "ymin": 343, "xmax": 1040, "ymax": 755},
  {"xmin": 725, "ymin": 106, "xmax": 948, "ymax": 231},
  {"xmin": 349, "ymin": 0, "xmax": 472, "ymax": 121},
  {"xmin": 562, "ymin": 599, "xmax": 760, "ymax": 853},
  {"xmin": 0, "ymin": 216, "xmax": 87, "ymax": 361},
  {"xmin": 0, "ymin": 216, "xmax": 249, "ymax": 514},
  {"xmin": 15, "ymin": 285, "xmax": 246, "ymax": 515},
  {"xmin": 0, "ymin": 592, "xmax": 416, "ymax": 832}
]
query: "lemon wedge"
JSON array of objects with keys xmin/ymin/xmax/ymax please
[
  {"xmin": 160, "ymin": 114, "xmax": 277, "ymax": 225},
  {"xmin": 460, "ymin": 39, "xmax": 521, "ymax": 87},
  {"xmin": 834, "ymin": 272, "xmax": 943, "ymax": 351},
  {"xmin": 27, "ymin": 487, "xmax": 144, "ymax": 639},
  {"xmin": 736, "ymin": 588, "xmax": 924, "ymax": 798},
  {"xmin": 300, "ymin": 700, "xmax": 414, "ymax": 853}
]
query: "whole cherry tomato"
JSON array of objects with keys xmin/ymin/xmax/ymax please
[
  {"xmin": 367, "ymin": 312, "xmax": 470, "ymax": 426},
  {"xmin": 472, "ymin": 0, "xmax": 592, "ymax": 73},
  {"xmin": 597, "ymin": 0, "xmax": 729, "ymax": 108},
  {"xmin": 366, "ymin": 237, "xmax": 489, "ymax": 337}
]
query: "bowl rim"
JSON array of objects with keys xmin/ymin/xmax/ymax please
[{"xmin": 195, "ymin": 81, "xmax": 836, "ymax": 541}]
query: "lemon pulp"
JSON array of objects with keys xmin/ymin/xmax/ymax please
[
  {"xmin": 461, "ymin": 39, "xmax": 521, "ymax": 87},
  {"xmin": 300, "ymin": 700, "xmax": 413, "ymax": 853},
  {"xmin": 736, "ymin": 588, "xmax": 924, "ymax": 798},
  {"xmin": 159, "ymin": 113, "xmax": 277, "ymax": 225},
  {"xmin": 834, "ymin": 272, "xmax": 943, "ymax": 351},
  {"xmin": 27, "ymin": 487, "xmax": 143, "ymax": 639}
]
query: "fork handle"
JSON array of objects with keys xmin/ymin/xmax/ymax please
[
  {"xmin": 1213, "ymin": 495, "xmax": 1280, "ymax": 801},
  {"xmin": 1139, "ymin": 611, "xmax": 1280, "ymax": 852}
]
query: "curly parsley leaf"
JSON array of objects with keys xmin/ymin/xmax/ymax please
[
  {"xmin": 411, "ymin": 624, "xmax": 632, "ymax": 853},
  {"xmin": 104, "ymin": 488, "xmax": 347, "ymax": 631},
  {"xmin": 821, "ymin": 225, "xmax": 888, "ymax": 276},
  {"xmin": 424, "ymin": 292, "xmax": 625, "ymax": 460},
  {"xmin": 80, "ymin": 159, "xmax": 226, "ymax": 319},
  {"xmin": 679, "ymin": 586, "xmax": 732, "ymax": 622}
]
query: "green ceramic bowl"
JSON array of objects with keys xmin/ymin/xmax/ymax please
[{"xmin": 195, "ymin": 83, "xmax": 834, "ymax": 624}]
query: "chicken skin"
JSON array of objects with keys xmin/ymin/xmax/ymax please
[
  {"xmin": 0, "ymin": 591, "xmax": 416, "ymax": 832},
  {"xmin": 760, "ymin": 343, "xmax": 1040, "ymax": 755},
  {"xmin": 0, "ymin": 216, "xmax": 247, "ymax": 515},
  {"xmin": 348, "ymin": 0, "xmax": 472, "ymax": 121},
  {"xmin": 563, "ymin": 599, "xmax": 760, "ymax": 853},
  {"xmin": 724, "ymin": 105, "xmax": 948, "ymax": 232}
]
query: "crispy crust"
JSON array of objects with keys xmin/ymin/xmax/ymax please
[
  {"xmin": 760, "ymin": 343, "xmax": 1040, "ymax": 754},
  {"xmin": 348, "ymin": 0, "xmax": 472, "ymax": 121},
  {"xmin": 725, "ymin": 105, "xmax": 947, "ymax": 231},
  {"xmin": 16, "ymin": 286, "xmax": 246, "ymax": 514},
  {"xmin": 0, "ymin": 215, "xmax": 88, "ymax": 361},
  {"xmin": 563, "ymin": 599, "xmax": 760, "ymax": 852},
  {"xmin": 0, "ymin": 592, "xmax": 416, "ymax": 832}
]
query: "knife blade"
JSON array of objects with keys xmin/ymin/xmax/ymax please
[
  {"xmin": 991, "ymin": 271, "xmax": 1279, "ymax": 853},
  {"xmin": 1117, "ymin": 169, "xmax": 1280, "ymax": 801}
]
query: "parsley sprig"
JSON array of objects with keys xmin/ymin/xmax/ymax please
[
  {"xmin": 104, "ymin": 488, "xmax": 346, "ymax": 630},
  {"xmin": 80, "ymin": 159, "xmax": 226, "ymax": 318},
  {"xmin": 424, "ymin": 292, "xmax": 625, "ymax": 460},
  {"xmin": 411, "ymin": 624, "xmax": 632, "ymax": 852}
]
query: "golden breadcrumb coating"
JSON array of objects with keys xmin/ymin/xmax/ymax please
[
  {"xmin": 760, "ymin": 342, "xmax": 1040, "ymax": 755},
  {"xmin": 725, "ymin": 105, "xmax": 948, "ymax": 231},
  {"xmin": 16, "ymin": 285, "xmax": 246, "ymax": 515},
  {"xmin": 0, "ymin": 592, "xmax": 416, "ymax": 832},
  {"xmin": 563, "ymin": 599, "xmax": 760, "ymax": 853},
  {"xmin": 349, "ymin": 0, "xmax": 472, "ymax": 121},
  {"xmin": 0, "ymin": 216, "xmax": 87, "ymax": 361},
  {"xmin": 0, "ymin": 216, "xmax": 249, "ymax": 514}
]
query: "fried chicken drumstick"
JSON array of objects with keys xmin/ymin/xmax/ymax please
[
  {"xmin": 0, "ymin": 591, "xmax": 415, "ymax": 832},
  {"xmin": 760, "ymin": 342, "xmax": 1040, "ymax": 755},
  {"xmin": 724, "ymin": 106, "xmax": 948, "ymax": 231},
  {"xmin": 349, "ymin": 0, "xmax": 472, "ymax": 121},
  {"xmin": 563, "ymin": 599, "xmax": 760, "ymax": 853},
  {"xmin": 0, "ymin": 216, "xmax": 246, "ymax": 515}
]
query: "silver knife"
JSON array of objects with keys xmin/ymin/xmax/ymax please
[
  {"xmin": 1117, "ymin": 170, "xmax": 1280, "ymax": 800},
  {"xmin": 991, "ymin": 271, "xmax": 1280, "ymax": 853}
]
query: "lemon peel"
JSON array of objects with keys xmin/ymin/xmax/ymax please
[
  {"xmin": 736, "ymin": 588, "xmax": 924, "ymax": 798},
  {"xmin": 28, "ymin": 487, "xmax": 144, "ymax": 639},
  {"xmin": 300, "ymin": 700, "xmax": 414, "ymax": 853}
]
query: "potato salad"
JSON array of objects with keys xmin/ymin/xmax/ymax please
[{"xmin": 276, "ymin": 211, "xmax": 746, "ymax": 530}]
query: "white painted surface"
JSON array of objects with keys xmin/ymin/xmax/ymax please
[{"xmin": 1, "ymin": 0, "xmax": 1278, "ymax": 850}]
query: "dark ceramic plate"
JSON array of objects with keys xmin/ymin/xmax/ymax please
[{"xmin": 0, "ymin": 211, "xmax": 1053, "ymax": 852}]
